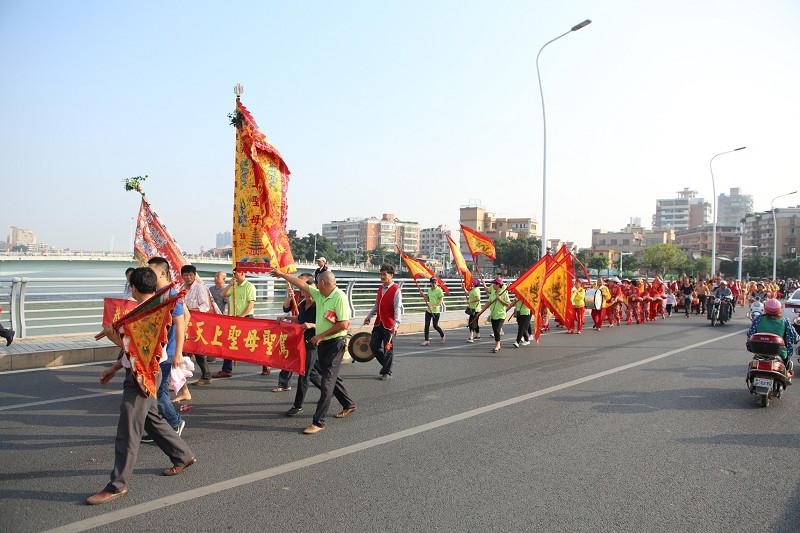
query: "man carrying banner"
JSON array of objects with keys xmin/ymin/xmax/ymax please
[
  {"xmin": 363, "ymin": 264, "xmax": 403, "ymax": 380},
  {"xmin": 87, "ymin": 267, "xmax": 195, "ymax": 505},
  {"xmin": 215, "ymin": 268, "xmax": 257, "ymax": 378},
  {"xmin": 271, "ymin": 269, "xmax": 357, "ymax": 435}
]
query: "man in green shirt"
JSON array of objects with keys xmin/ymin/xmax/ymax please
[
  {"xmin": 271, "ymin": 269, "xmax": 356, "ymax": 435},
  {"xmin": 214, "ymin": 268, "xmax": 257, "ymax": 378}
]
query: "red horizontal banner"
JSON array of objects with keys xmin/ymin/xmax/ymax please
[{"xmin": 103, "ymin": 298, "xmax": 305, "ymax": 375}]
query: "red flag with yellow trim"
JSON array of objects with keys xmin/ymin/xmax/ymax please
[
  {"xmin": 133, "ymin": 195, "xmax": 188, "ymax": 284},
  {"xmin": 541, "ymin": 251, "xmax": 575, "ymax": 327},
  {"xmin": 398, "ymin": 248, "xmax": 450, "ymax": 294},
  {"xmin": 115, "ymin": 289, "xmax": 185, "ymax": 397},
  {"xmin": 460, "ymin": 224, "xmax": 496, "ymax": 260},
  {"xmin": 446, "ymin": 235, "xmax": 473, "ymax": 290},
  {"xmin": 508, "ymin": 256, "xmax": 548, "ymax": 343},
  {"xmin": 232, "ymin": 97, "xmax": 297, "ymax": 274}
]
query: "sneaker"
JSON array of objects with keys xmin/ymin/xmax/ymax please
[
  {"xmin": 175, "ymin": 420, "xmax": 186, "ymax": 437},
  {"xmin": 212, "ymin": 371, "xmax": 232, "ymax": 378},
  {"xmin": 420, "ymin": 340, "xmax": 429, "ymax": 346},
  {"xmin": 379, "ymin": 374, "xmax": 393, "ymax": 381},
  {"xmin": 141, "ymin": 434, "xmax": 154, "ymax": 443},
  {"xmin": 522, "ymin": 340, "xmax": 531, "ymax": 346},
  {"xmin": 466, "ymin": 338, "xmax": 474, "ymax": 343},
  {"xmin": 513, "ymin": 342, "xmax": 520, "ymax": 348},
  {"xmin": 286, "ymin": 406, "xmax": 303, "ymax": 417},
  {"xmin": 475, "ymin": 336, "xmax": 481, "ymax": 340},
  {"xmin": 440, "ymin": 335, "xmax": 446, "ymax": 344}
]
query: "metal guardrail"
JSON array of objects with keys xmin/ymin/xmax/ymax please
[{"xmin": 0, "ymin": 276, "xmax": 493, "ymax": 339}]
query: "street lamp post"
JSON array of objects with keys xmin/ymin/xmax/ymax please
[
  {"xmin": 536, "ymin": 19, "xmax": 591, "ymax": 259},
  {"xmin": 709, "ymin": 146, "xmax": 746, "ymax": 280},
  {"xmin": 619, "ymin": 252, "xmax": 632, "ymax": 275},
  {"xmin": 772, "ymin": 190, "xmax": 798, "ymax": 280}
]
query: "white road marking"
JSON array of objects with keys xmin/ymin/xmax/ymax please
[{"xmin": 43, "ymin": 329, "xmax": 745, "ymax": 533}]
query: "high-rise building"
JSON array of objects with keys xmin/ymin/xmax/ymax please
[
  {"xmin": 8, "ymin": 226, "xmax": 37, "ymax": 245},
  {"xmin": 322, "ymin": 213, "xmax": 420, "ymax": 255},
  {"xmin": 216, "ymin": 231, "xmax": 232, "ymax": 248},
  {"xmin": 652, "ymin": 188, "xmax": 711, "ymax": 230},
  {"xmin": 420, "ymin": 225, "xmax": 451, "ymax": 261},
  {"xmin": 742, "ymin": 207, "xmax": 800, "ymax": 260},
  {"xmin": 716, "ymin": 187, "xmax": 753, "ymax": 227}
]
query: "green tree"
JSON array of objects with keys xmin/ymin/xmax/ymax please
[
  {"xmin": 781, "ymin": 259, "xmax": 800, "ymax": 278},
  {"xmin": 742, "ymin": 254, "xmax": 772, "ymax": 278},
  {"xmin": 620, "ymin": 254, "xmax": 639, "ymax": 273},
  {"xmin": 639, "ymin": 244, "xmax": 686, "ymax": 276},
  {"xmin": 493, "ymin": 236, "xmax": 542, "ymax": 275},
  {"xmin": 588, "ymin": 255, "xmax": 609, "ymax": 272}
]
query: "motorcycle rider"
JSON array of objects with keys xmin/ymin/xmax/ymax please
[
  {"xmin": 746, "ymin": 299, "xmax": 799, "ymax": 373},
  {"xmin": 711, "ymin": 280, "xmax": 734, "ymax": 321},
  {"xmin": 751, "ymin": 282, "xmax": 770, "ymax": 303}
]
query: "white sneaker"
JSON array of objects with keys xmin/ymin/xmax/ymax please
[
  {"xmin": 175, "ymin": 420, "xmax": 186, "ymax": 437},
  {"xmin": 513, "ymin": 342, "xmax": 520, "ymax": 348},
  {"xmin": 522, "ymin": 340, "xmax": 531, "ymax": 346},
  {"xmin": 420, "ymin": 340, "xmax": 429, "ymax": 346},
  {"xmin": 440, "ymin": 335, "xmax": 446, "ymax": 344},
  {"xmin": 466, "ymin": 338, "xmax": 474, "ymax": 343}
]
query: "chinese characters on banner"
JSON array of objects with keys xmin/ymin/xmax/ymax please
[{"xmin": 103, "ymin": 299, "xmax": 306, "ymax": 375}]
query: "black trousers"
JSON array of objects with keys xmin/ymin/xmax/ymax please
[
  {"xmin": 515, "ymin": 314, "xmax": 531, "ymax": 343},
  {"xmin": 424, "ymin": 312, "xmax": 444, "ymax": 340},
  {"xmin": 293, "ymin": 342, "xmax": 321, "ymax": 408},
  {"xmin": 370, "ymin": 324, "xmax": 394, "ymax": 376},
  {"xmin": 313, "ymin": 337, "xmax": 354, "ymax": 428},
  {"xmin": 467, "ymin": 309, "xmax": 480, "ymax": 334}
]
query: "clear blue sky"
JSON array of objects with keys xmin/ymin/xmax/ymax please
[{"xmin": 1, "ymin": 0, "xmax": 798, "ymax": 253}]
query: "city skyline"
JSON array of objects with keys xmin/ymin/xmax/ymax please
[{"xmin": 1, "ymin": 1, "xmax": 798, "ymax": 253}]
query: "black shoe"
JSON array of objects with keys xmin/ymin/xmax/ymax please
[
  {"xmin": 141, "ymin": 434, "xmax": 154, "ymax": 443},
  {"xmin": 286, "ymin": 406, "xmax": 303, "ymax": 417},
  {"xmin": 1, "ymin": 330, "xmax": 13, "ymax": 346}
]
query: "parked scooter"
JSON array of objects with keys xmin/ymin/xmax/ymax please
[
  {"xmin": 746, "ymin": 333, "xmax": 792, "ymax": 407},
  {"xmin": 747, "ymin": 297, "xmax": 765, "ymax": 321}
]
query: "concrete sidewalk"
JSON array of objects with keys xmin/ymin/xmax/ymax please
[{"xmin": 0, "ymin": 311, "xmax": 475, "ymax": 372}]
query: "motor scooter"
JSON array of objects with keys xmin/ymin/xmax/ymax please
[
  {"xmin": 746, "ymin": 333, "xmax": 792, "ymax": 408},
  {"xmin": 747, "ymin": 297, "xmax": 765, "ymax": 321}
]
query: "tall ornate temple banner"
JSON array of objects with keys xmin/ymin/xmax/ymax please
[
  {"xmin": 231, "ymin": 95, "xmax": 297, "ymax": 274},
  {"xmin": 133, "ymin": 195, "xmax": 188, "ymax": 284}
]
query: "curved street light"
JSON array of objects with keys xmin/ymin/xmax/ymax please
[
  {"xmin": 536, "ymin": 19, "xmax": 591, "ymax": 259},
  {"xmin": 709, "ymin": 146, "xmax": 746, "ymax": 279},
  {"xmin": 772, "ymin": 190, "xmax": 798, "ymax": 280}
]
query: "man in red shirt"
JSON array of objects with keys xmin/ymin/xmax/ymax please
[{"xmin": 363, "ymin": 264, "xmax": 403, "ymax": 380}]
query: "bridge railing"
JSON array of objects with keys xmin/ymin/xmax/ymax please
[{"xmin": 0, "ymin": 276, "xmax": 501, "ymax": 339}]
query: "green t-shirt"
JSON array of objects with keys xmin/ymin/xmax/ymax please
[
  {"xmin": 488, "ymin": 286, "xmax": 510, "ymax": 320},
  {"xmin": 468, "ymin": 286, "xmax": 481, "ymax": 311},
  {"xmin": 229, "ymin": 279, "xmax": 255, "ymax": 316},
  {"xmin": 427, "ymin": 286, "xmax": 444, "ymax": 314},
  {"xmin": 309, "ymin": 285, "xmax": 350, "ymax": 340},
  {"xmin": 514, "ymin": 299, "xmax": 532, "ymax": 316}
]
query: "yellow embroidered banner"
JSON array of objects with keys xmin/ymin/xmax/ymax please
[{"xmin": 232, "ymin": 97, "xmax": 296, "ymax": 274}]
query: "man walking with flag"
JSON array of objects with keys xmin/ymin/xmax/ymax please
[{"xmin": 87, "ymin": 267, "xmax": 195, "ymax": 505}]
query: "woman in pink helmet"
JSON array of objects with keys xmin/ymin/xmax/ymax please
[{"xmin": 746, "ymin": 299, "xmax": 799, "ymax": 372}]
